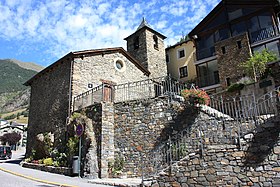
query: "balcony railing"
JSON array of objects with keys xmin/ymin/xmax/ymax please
[
  {"xmin": 197, "ymin": 72, "xmax": 220, "ymax": 88},
  {"xmin": 250, "ymin": 25, "xmax": 280, "ymax": 44},
  {"xmin": 196, "ymin": 47, "xmax": 216, "ymax": 61}
]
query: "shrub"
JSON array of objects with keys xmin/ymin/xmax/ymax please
[
  {"xmin": 43, "ymin": 158, "xmax": 53, "ymax": 166},
  {"xmin": 0, "ymin": 132, "xmax": 21, "ymax": 145},
  {"xmin": 227, "ymin": 83, "xmax": 245, "ymax": 93},
  {"xmin": 181, "ymin": 88, "xmax": 210, "ymax": 106},
  {"xmin": 67, "ymin": 137, "xmax": 79, "ymax": 158}
]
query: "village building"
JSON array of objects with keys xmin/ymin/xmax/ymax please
[
  {"xmin": 22, "ymin": 3, "xmax": 280, "ymax": 185},
  {"xmin": 189, "ymin": 0, "xmax": 280, "ymax": 92},
  {"xmin": 24, "ymin": 18, "xmax": 167, "ymax": 159},
  {"xmin": 165, "ymin": 39, "xmax": 197, "ymax": 83}
]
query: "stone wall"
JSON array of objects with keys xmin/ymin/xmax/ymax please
[
  {"xmin": 101, "ymin": 102, "xmax": 115, "ymax": 178},
  {"xmin": 114, "ymin": 97, "xmax": 174, "ymax": 177},
  {"xmin": 145, "ymin": 30, "xmax": 167, "ymax": 78},
  {"xmin": 126, "ymin": 30, "xmax": 148, "ymax": 69},
  {"xmin": 114, "ymin": 97, "xmax": 211, "ymax": 178},
  {"xmin": 269, "ymin": 61, "xmax": 280, "ymax": 87},
  {"xmin": 215, "ymin": 33, "xmax": 251, "ymax": 89},
  {"xmin": 72, "ymin": 53, "xmax": 147, "ymax": 98},
  {"xmin": 126, "ymin": 28, "xmax": 167, "ymax": 78},
  {"xmin": 112, "ymin": 96, "xmax": 280, "ymax": 186},
  {"xmin": 27, "ymin": 59, "xmax": 71, "ymax": 157}
]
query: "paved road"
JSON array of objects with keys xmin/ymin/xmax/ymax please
[
  {"xmin": 0, "ymin": 148, "xmax": 110, "ymax": 187},
  {"xmin": 0, "ymin": 169, "xmax": 55, "ymax": 187}
]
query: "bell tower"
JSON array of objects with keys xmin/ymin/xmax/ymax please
[{"xmin": 124, "ymin": 18, "xmax": 167, "ymax": 78}]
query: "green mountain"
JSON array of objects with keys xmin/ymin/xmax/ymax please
[
  {"xmin": 0, "ymin": 59, "xmax": 41, "ymax": 93},
  {"xmin": 0, "ymin": 59, "xmax": 44, "ymax": 113}
]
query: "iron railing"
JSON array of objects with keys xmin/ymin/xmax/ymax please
[
  {"xmin": 143, "ymin": 86, "xmax": 280, "ymax": 177},
  {"xmin": 73, "ymin": 84, "xmax": 103, "ymax": 111},
  {"xmin": 250, "ymin": 25, "xmax": 280, "ymax": 44},
  {"xmin": 73, "ymin": 76, "xmax": 191, "ymax": 111},
  {"xmin": 114, "ymin": 76, "xmax": 190, "ymax": 103}
]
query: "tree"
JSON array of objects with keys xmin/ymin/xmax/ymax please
[
  {"xmin": 0, "ymin": 132, "xmax": 21, "ymax": 145},
  {"xmin": 241, "ymin": 49, "xmax": 278, "ymax": 82}
]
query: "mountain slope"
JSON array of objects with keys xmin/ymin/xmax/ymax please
[
  {"xmin": 0, "ymin": 59, "xmax": 43, "ymax": 113},
  {"xmin": 0, "ymin": 60, "xmax": 39, "ymax": 93},
  {"xmin": 6, "ymin": 59, "xmax": 44, "ymax": 72}
]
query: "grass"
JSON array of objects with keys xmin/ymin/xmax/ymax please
[{"xmin": 0, "ymin": 108, "xmax": 28, "ymax": 124}]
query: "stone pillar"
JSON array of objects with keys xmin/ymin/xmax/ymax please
[
  {"xmin": 268, "ymin": 61, "xmax": 280, "ymax": 87},
  {"xmin": 268, "ymin": 61, "xmax": 280, "ymax": 114},
  {"xmin": 100, "ymin": 102, "xmax": 115, "ymax": 178}
]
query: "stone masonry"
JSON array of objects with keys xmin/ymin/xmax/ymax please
[
  {"xmin": 125, "ymin": 21, "xmax": 167, "ymax": 78},
  {"xmin": 215, "ymin": 33, "xmax": 251, "ymax": 88},
  {"xmin": 100, "ymin": 102, "xmax": 115, "ymax": 178},
  {"xmin": 72, "ymin": 52, "xmax": 148, "ymax": 98},
  {"xmin": 26, "ymin": 58, "xmax": 72, "ymax": 157}
]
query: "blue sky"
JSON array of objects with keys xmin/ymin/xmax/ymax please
[{"xmin": 0, "ymin": 0, "xmax": 220, "ymax": 67}]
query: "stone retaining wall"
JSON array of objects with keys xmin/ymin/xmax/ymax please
[
  {"xmin": 147, "ymin": 112, "xmax": 280, "ymax": 187},
  {"xmin": 113, "ymin": 97, "xmax": 280, "ymax": 186},
  {"xmin": 21, "ymin": 162, "xmax": 72, "ymax": 176}
]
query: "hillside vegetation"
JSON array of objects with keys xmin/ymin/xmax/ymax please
[
  {"xmin": 0, "ymin": 60, "xmax": 38, "ymax": 93},
  {"xmin": 0, "ymin": 59, "xmax": 43, "ymax": 114}
]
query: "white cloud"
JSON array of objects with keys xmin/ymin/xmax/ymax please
[{"xmin": 0, "ymin": 0, "xmax": 222, "ymax": 65}]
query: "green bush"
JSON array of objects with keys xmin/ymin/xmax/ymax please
[
  {"xmin": 43, "ymin": 158, "xmax": 53, "ymax": 166},
  {"xmin": 4, "ymin": 114, "xmax": 16, "ymax": 120},
  {"xmin": 67, "ymin": 137, "xmax": 79, "ymax": 157},
  {"xmin": 227, "ymin": 83, "xmax": 244, "ymax": 93}
]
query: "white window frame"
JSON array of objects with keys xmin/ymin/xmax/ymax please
[
  {"xmin": 179, "ymin": 66, "xmax": 188, "ymax": 78},
  {"xmin": 114, "ymin": 58, "xmax": 126, "ymax": 72},
  {"xmin": 177, "ymin": 47, "xmax": 186, "ymax": 59}
]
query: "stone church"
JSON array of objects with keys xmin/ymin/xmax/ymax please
[{"xmin": 24, "ymin": 18, "xmax": 167, "ymax": 173}]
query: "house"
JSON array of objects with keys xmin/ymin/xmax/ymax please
[
  {"xmin": 0, "ymin": 119, "xmax": 8, "ymax": 126},
  {"xmin": 165, "ymin": 40, "xmax": 197, "ymax": 82},
  {"xmin": 189, "ymin": 0, "xmax": 280, "ymax": 92},
  {"xmin": 24, "ymin": 18, "xmax": 167, "ymax": 157}
]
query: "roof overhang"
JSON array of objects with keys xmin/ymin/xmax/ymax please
[{"xmin": 24, "ymin": 47, "xmax": 150, "ymax": 86}]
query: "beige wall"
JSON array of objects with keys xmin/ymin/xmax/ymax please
[{"xmin": 166, "ymin": 41, "xmax": 196, "ymax": 81}]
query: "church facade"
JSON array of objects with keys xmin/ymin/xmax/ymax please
[{"xmin": 24, "ymin": 19, "xmax": 167, "ymax": 168}]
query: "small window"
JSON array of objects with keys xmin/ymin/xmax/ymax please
[
  {"xmin": 114, "ymin": 59, "xmax": 126, "ymax": 72},
  {"xmin": 166, "ymin": 54, "xmax": 170, "ymax": 63},
  {"xmin": 237, "ymin": 40, "xmax": 242, "ymax": 49},
  {"xmin": 134, "ymin": 36, "xmax": 139, "ymax": 49},
  {"xmin": 221, "ymin": 46, "xmax": 226, "ymax": 54},
  {"xmin": 116, "ymin": 60, "xmax": 123, "ymax": 70},
  {"xmin": 177, "ymin": 48, "xmax": 185, "ymax": 59},
  {"xmin": 153, "ymin": 35, "xmax": 158, "ymax": 49},
  {"xmin": 88, "ymin": 84, "xmax": 93, "ymax": 89},
  {"xmin": 179, "ymin": 66, "xmax": 188, "ymax": 78},
  {"xmin": 226, "ymin": 77, "xmax": 231, "ymax": 86}
]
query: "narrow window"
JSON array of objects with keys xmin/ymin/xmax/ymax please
[
  {"xmin": 166, "ymin": 54, "xmax": 169, "ymax": 63},
  {"xmin": 221, "ymin": 46, "xmax": 226, "ymax": 54},
  {"xmin": 237, "ymin": 40, "xmax": 242, "ymax": 49},
  {"xmin": 177, "ymin": 48, "xmax": 185, "ymax": 59},
  {"xmin": 179, "ymin": 66, "xmax": 188, "ymax": 78},
  {"xmin": 226, "ymin": 77, "xmax": 231, "ymax": 86},
  {"xmin": 134, "ymin": 36, "xmax": 139, "ymax": 49},
  {"xmin": 153, "ymin": 35, "xmax": 158, "ymax": 49}
]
